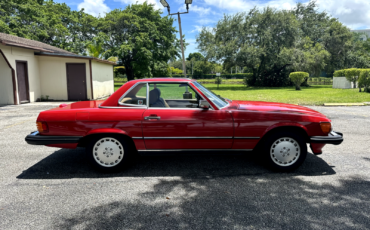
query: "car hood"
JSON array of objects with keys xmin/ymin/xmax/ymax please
[{"xmin": 232, "ymin": 100, "xmax": 327, "ymax": 118}]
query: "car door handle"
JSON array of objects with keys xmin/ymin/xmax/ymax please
[{"xmin": 144, "ymin": 116, "xmax": 161, "ymax": 120}]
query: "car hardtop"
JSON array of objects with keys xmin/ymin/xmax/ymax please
[{"xmin": 101, "ymin": 78, "xmax": 198, "ymax": 107}]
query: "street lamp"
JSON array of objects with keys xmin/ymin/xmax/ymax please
[{"xmin": 160, "ymin": 0, "xmax": 192, "ymax": 78}]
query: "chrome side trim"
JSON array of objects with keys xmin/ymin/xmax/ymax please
[
  {"xmin": 98, "ymin": 104, "xmax": 146, "ymax": 109},
  {"xmin": 147, "ymin": 107, "xmax": 207, "ymax": 110},
  {"xmin": 138, "ymin": 149, "xmax": 253, "ymax": 152},
  {"xmin": 144, "ymin": 137, "xmax": 233, "ymax": 139},
  {"xmin": 234, "ymin": 137, "xmax": 260, "ymax": 139},
  {"xmin": 132, "ymin": 137, "xmax": 143, "ymax": 139}
]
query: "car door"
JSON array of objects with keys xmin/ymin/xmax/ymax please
[{"xmin": 142, "ymin": 83, "xmax": 233, "ymax": 150}]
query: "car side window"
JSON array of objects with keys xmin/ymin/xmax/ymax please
[
  {"xmin": 148, "ymin": 83, "xmax": 201, "ymax": 108},
  {"xmin": 119, "ymin": 83, "xmax": 147, "ymax": 106}
]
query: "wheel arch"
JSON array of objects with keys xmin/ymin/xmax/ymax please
[
  {"xmin": 78, "ymin": 129, "xmax": 137, "ymax": 152},
  {"xmin": 254, "ymin": 125, "xmax": 309, "ymax": 152}
]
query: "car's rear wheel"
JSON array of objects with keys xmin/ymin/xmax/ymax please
[
  {"xmin": 263, "ymin": 131, "xmax": 307, "ymax": 172},
  {"xmin": 86, "ymin": 135, "xmax": 133, "ymax": 172}
]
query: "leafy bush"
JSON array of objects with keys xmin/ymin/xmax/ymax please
[
  {"xmin": 289, "ymin": 72, "xmax": 309, "ymax": 90},
  {"xmin": 344, "ymin": 68, "xmax": 361, "ymax": 88},
  {"xmin": 215, "ymin": 77, "xmax": 223, "ymax": 89},
  {"xmin": 114, "ymin": 66, "xmax": 125, "ymax": 78},
  {"xmin": 333, "ymin": 69, "xmax": 346, "ymax": 77},
  {"xmin": 359, "ymin": 69, "xmax": 370, "ymax": 92}
]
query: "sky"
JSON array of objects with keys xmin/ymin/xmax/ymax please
[{"xmin": 55, "ymin": 0, "xmax": 370, "ymax": 58}]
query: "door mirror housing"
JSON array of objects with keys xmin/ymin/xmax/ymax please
[{"xmin": 199, "ymin": 100, "xmax": 210, "ymax": 109}]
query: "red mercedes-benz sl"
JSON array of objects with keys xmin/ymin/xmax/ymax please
[{"xmin": 26, "ymin": 78, "xmax": 343, "ymax": 172}]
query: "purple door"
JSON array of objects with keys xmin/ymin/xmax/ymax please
[
  {"xmin": 16, "ymin": 61, "xmax": 29, "ymax": 103},
  {"xmin": 66, "ymin": 63, "xmax": 87, "ymax": 101}
]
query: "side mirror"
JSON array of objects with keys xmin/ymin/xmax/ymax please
[{"xmin": 199, "ymin": 100, "xmax": 210, "ymax": 109}]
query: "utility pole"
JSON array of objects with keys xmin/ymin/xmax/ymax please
[
  {"xmin": 178, "ymin": 13, "xmax": 186, "ymax": 78},
  {"xmin": 160, "ymin": 0, "xmax": 192, "ymax": 79}
]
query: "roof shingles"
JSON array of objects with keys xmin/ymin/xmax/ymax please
[{"xmin": 0, "ymin": 33, "xmax": 116, "ymax": 65}]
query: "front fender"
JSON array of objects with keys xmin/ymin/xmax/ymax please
[{"xmin": 263, "ymin": 122, "xmax": 309, "ymax": 137}]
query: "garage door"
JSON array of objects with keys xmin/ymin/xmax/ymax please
[{"xmin": 66, "ymin": 63, "xmax": 87, "ymax": 101}]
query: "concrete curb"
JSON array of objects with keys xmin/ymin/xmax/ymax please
[{"xmin": 324, "ymin": 103, "xmax": 366, "ymax": 106}]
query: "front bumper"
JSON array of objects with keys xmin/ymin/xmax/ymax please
[
  {"xmin": 25, "ymin": 131, "xmax": 82, "ymax": 145},
  {"xmin": 310, "ymin": 131, "xmax": 344, "ymax": 145}
]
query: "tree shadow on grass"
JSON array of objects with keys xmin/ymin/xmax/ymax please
[
  {"xmin": 52, "ymin": 172, "xmax": 370, "ymax": 229},
  {"xmin": 17, "ymin": 148, "xmax": 335, "ymax": 180}
]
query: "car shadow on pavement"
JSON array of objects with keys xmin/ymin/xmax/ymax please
[
  {"xmin": 52, "ymin": 175, "xmax": 370, "ymax": 230},
  {"xmin": 17, "ymin": 148, "xmax": 336, "ymax": 179}
]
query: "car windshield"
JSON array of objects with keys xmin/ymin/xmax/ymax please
[{"xmin": 193, "ymin": 81, "xmax": 229, "ymax": 109}]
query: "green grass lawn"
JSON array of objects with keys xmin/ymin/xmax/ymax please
[{"xmin": 114, "ymin": 83, "xmax": 370, "ymax": 105}]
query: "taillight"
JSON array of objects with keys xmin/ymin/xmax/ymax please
[
  {"xmin": 320, "ymin": 122, "xmax": 332, "ymax": 134},
  {"xmin": 36, "ymin": 122, "xmax": 49, "ymax": 133}
]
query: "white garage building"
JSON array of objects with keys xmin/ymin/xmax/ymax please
[{"xmin": 0, "ymin": 33, "xmax": 115, "ymax": 105}]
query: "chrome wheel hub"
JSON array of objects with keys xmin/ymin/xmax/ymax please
[
  {"xmin": 270, "ymin": 137, "xmax": 300, "ymax": 167},
  {"xmin": 93, "ymin": 138, "xmax": 124, "ymax": 167}
]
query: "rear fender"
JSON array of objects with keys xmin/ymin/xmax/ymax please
[{"xmin": 86, "ymin": 128, "xmax": 128, "ymax": 136}]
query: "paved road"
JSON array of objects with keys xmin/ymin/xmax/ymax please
[{"xmin": 0, "ymin": 103, "xmax": 369, "ymax": 229}]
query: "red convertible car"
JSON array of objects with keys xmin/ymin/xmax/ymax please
[{"xmin": 26, "ymin": 78, "xmax": 343, "ymax": 172}]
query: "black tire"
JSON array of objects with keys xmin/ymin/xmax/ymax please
[
  {"xmin": 86, "ymin": 135, "xmax": 134, "ymax": 173},
  {"xmin": 263, "ymin": 131, "xmax": 307, "ymax": 172}
]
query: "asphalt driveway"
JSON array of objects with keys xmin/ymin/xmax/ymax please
[{"xmin": 0, "ymin": 103, "xmax": 369, "ymax": 229}]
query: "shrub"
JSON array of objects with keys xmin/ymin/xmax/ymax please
[
  {"xmin": 344, "ymin": 68, "xmax": 361, "ymax": 88},
  {"xmin": 289, "ymin": 72, "xmax": 309, "ymax": 90},
  {"xmin": 333, "ymin": 69, "xmax": 346, "ymax": 77},
  {"xmin": 359, "ymin": 69, "xmax": 370, "ymax": 92},
  {"xmin": 215, "ymin": 76, "xmax": 222, "ymax": 89}
]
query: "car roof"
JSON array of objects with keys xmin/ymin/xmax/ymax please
[{"xmin": 130, "ymin": 78, "xmax": 194, "ymax": 83}]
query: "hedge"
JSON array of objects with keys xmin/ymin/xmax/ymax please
[
  {"xmin": 333, "ymin": 69, "xmax": 346, "ymax": 77},
  {"xmin": 168, "ymin": 73, "xmax": 253, "ymax": 80},
  {"xmin": 359, "ymin": 69, "xmax": 370, "ymax": 92}
]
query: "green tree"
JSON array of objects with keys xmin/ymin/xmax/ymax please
[
  {"xmin": 186, "ymin": 52, "xmax": 204, "ymax": 61},
  {"xmin": 197, "ymin": 7, "xmax": 298, "ymax": 86},
  {"xmin": 280, "ymin": 37, "xmax": 330, "ymax": 77},
  {"xmin": 100, "ymin": 3, "xmax": 183, "ymax": 80},
  {"xmin": 196, "ymin": 1, "xmax": 353, "ymax": 86},
  {"xmin": 0, "ymin": 0, "xmax": 98, "ymax": 54}
]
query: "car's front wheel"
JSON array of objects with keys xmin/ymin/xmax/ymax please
[
  {"xmin": 263, "ymin": 131, "xmax": 307, "ymax": 172},
  {"xmin": 86, "ymin": 135, "xmax": 133, "ymax": 172}
]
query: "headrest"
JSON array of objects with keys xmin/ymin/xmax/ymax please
[{"xmin": 149, "ymin": 88, "xmax": 161, "ymax": 104}]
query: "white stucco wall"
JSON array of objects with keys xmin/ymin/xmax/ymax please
[
  {"xmin": 0, "ymin": 44, "xmax": 41, "ymax": 104},
  {"xmin": 333, "ymin": 77, "xmax": 352, "ymax": 89},
  {"xmin": 0, "ymin": 52, "xmax": 14, "ymax": 105},
  {"xmin": 37, "ymin": 56, "xmax": 92, "ymax": 100},
  {"xmin": 91, "ymin": 60, "xmax": 114, "ymax": 99}
]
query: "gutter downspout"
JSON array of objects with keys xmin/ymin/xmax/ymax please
[{"xmin": 89, "ymin": 59, "xmax": 94, "ymax": 100}]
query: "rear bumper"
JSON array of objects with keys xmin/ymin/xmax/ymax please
[
  {"xmin": 310, "ymin": 131, "xmax": 343, "ymax": 145},
  {"xmin": 25, "ymin": 131, "xmax": 82, "ymax": 145}
]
